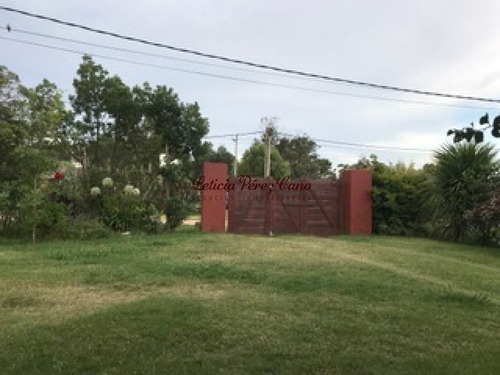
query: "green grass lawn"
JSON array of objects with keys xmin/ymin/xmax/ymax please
[{"xmin": 1, "ymin": 228, "xmax": 499, "ymax": 375}]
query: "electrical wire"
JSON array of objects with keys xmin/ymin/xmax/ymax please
[
  {"xmin": 3, "ymin": 25, "xmax": 499, "ymax": 111},
  {"xmin": 277, "ymin": 132, "xmax": 433, "ymax": 153},
  {"xmin": 204, "ymin": 131, "xmax": 261, "ymax": 139},
  {"xmin": 315, "ymin": 141, "xmax": 433, "ymax": 153},
  {"xmin": 0, "ymin": 25, "xmax": 295, "ymax": 79},
  {"xmin": 1, "ymin": 5, "xmax": 500, "ymax": 104},
  {"xmin": 204, "ymin": 130, "xmax": 434, "ymax": 153},
  {"xmin": 0, "ymin": 32, "xmax": 436, "ymax": 153},
  {"xmin": 1, "ymin": 35, "xmax": 497, "ymax": 111}
]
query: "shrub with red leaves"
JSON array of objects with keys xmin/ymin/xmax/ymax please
[{"xmin": 465, "ymin": 191, "xmax": 500, "ymax": 245}]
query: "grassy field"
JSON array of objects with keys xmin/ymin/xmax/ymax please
[{"xmin": 1, "ymin": 228, "xmax": 499, "ymax": 375}]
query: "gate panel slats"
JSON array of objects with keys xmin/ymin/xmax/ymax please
[{"xmin": 228, "ymin": 177, "xmax": 339, "ymax": 235}]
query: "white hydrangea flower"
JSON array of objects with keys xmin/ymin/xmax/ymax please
[
  {"xmin": 90, "ymin": 187, "xmax": 101, "ymax": 196},
  {"xmin": 102, "ymin": 177, "xmax": 114, "ymax": 187},
  {"xmin": 123, "ymin": 185, "xmax": 135, "ymax": 195},
  {"xmin": 132, "ymin": 188, "xmax": 141, "ymax": 196}
]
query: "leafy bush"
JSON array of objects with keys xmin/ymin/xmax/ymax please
[
  {"xmin": 165, "ymin": 197, "xmax": 190, "ymax": 231},
  {"xmin": 100, "ymin": 193, "xmax": 154, "ymax": 232},
  {"xmin": 373, "ymin": 165, "xmax": 428, "ymax": 235},
  {"xmin": 464, "ymin": 190, "xmax": 500, "ymax": 245},
  {"xmin": 91, "ymin": 178, "xmax": 161, "ymax": 233},
  {"xmin": 17, "ymin": 190, "xmax": 70, "ymax": 240},
  {"xmin": 342, "ymin": 155, "xmax": 428, "ymax": 236},
  {"xmin": 60, "ymin": 217, "xmax": 112, "ymax": 240}
]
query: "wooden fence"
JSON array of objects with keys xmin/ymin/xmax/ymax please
[
  {"xmin": 228, "ymin": 178, "xmax": 339, "ymax": 235},
  {"xmin": 200, "ymin": 162, "xmax": 372, "ymax": 236}
]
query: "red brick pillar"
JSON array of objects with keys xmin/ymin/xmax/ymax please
[
  {"xmin": 200, "ymin": 162, "xmax": 228, "ymax": 232},
  {"xmin": 339, "ymin": 169, "xmax": 372, "ymax": 235}
]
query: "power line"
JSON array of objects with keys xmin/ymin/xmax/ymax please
[
  {"xmin": 205, "ymin": 130, "xmax": 433, "ymax": 153},
  {"xmin": 277, "ymin": 132, "xmax": 433, "ymax": 153},
  {"xmin": 204, "ymin": 131, "xmax": 261, "ymax": 139},
  {"xmin": 3, "ymin": 25, "xmax": 499, "ymax": 111},
  {"xmin": 0, "ymin": 25, "xmax": 293, "ymax": 79},
  {"xmin": 315, "ymin": 137, "xmax": 432, "ymax": 153},
  {"xmin": 0, "ymin": 36, "xmax": 314, "ymax": 87},
  {"xmin": 1, "ymin": 35, "xmax": 497, "ymax": 111},
  {"xmin": 2, "ymin": 5, "xmax": 500, "ymax": 104},
  {"xmin": 315, "ymin": 141, "xmax": 433, "ymax": 153}
]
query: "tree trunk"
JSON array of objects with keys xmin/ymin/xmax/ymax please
[
  {"xmin": 164, "ymin": 140, "xmax": 171, "ymax": 230},
  {"xmin": 32, "ymin": 177, "xmax": 37, "ymax": 243}
]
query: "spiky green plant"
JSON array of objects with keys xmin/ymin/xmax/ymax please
[{"xmin": 426, "ymin": 142, "xmax": 499, "ymax": 242}]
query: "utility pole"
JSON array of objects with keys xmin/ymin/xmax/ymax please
[
  {"xmin": 232, "ymin": 134, "xmax": 238, "ymax": 177},
  {"xmin": 261, "ymin": 117, "xmax": 275, "ymax": 178},
  {"xmin": 263, "ymin": 128, "xmax": 267, "ymax": 177},
  {"xmin": 265, "ymin": 127, "xmax": 271, "ymax": 177}
]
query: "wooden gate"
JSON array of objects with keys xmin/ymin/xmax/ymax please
[{"xmin": 228, "ymin": 178, "xmax": 340, "ymax": 235}]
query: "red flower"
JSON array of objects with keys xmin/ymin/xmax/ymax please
[{"xmin": 53, "ymin": 171, "xmax": 64, "ymax": 181}]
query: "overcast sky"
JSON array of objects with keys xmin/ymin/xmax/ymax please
[{"xmin": 2, "ymin": 0, "xmax": 500, "ymax": 168}]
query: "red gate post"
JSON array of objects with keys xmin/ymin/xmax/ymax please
[
  {"xmin": 339, "ymin": 169, "xmax": 372, "ymax": 235},
  {"xmin": 200, "ymin": 162, "xmax": 228, "ymax": 233}
]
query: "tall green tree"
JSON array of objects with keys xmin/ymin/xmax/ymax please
[
  {"xmin": 143, "ymin": 84, "xmax": 182, "ymax": 166},
  {"xmin": 276, "ymin": 136, "xmax": 332, "ymax": 179},
  {"xmin": 70, "ymin": 55, "xmax": 109, "ymax": 167},
  {"xmin": 0, "ymin": 67, "xmax": 62, "ymax": 234},
  {"xmin": 23, "ymin": 79, "xmax": 67, "ymax": 148},
  {"xmin": 143, "ymin": 84, "xmax": 209, "ymax": 169},
  {"xmin": 0, "ymin": 66, "xmax": 28, "ymax": 229},
  {"xmin": 239, "ymin": 142, "xmax": 290, "ymax": 179},
  {"xmin": 102, "ymin": 76, "xmax": 143, "ymax": 171},
  {"xmin": 205, "ymin": 145, "xmax": 235, "ymax": 175},
  {"xmin": 141, "ymin": 84, "xmax": 209, "ymax": 229},
  {"xmin": 0, "ymin": 66, "xmax": 26, "ymax": 184}
]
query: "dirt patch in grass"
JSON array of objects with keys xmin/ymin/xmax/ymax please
[{"xmin": 1, "ymin": 282, "xmax": 248, "ymax": 323}]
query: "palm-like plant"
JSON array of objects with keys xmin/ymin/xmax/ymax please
[{"xmin": 426, "ymin": 142, "xmax": 499, "ymax": 242}]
